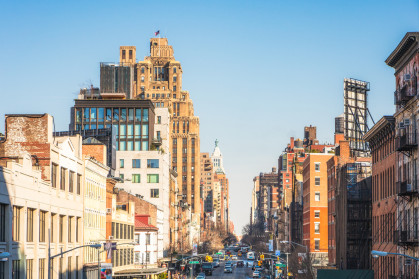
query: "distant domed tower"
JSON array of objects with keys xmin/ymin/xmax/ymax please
[{"xmin": 211, "ymin": 139, "xmax": 225, "ymax": 174}]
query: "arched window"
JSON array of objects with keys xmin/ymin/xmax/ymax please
[
  {"xmin": 141, "ymin": 67, "xmax": 145, "ymax": 74},
  {"xmin": 141, "ymin": 76, "xmax": 145, "ymax": 82}
]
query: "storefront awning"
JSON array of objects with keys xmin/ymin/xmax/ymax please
[{"xmin": 113, "ymin": 267, "xmax": 167, "ymax": 277}]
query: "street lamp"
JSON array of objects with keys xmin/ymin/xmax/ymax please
[{"xmin": 371, "ymin": 250, "xmax": 419, "ymax": 261}]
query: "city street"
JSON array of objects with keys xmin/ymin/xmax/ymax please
[{"xmin": 211, "ymin": 262, "xmax": 252, "ymax": 279}]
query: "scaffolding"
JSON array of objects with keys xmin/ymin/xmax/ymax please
[{"xmin": 335, "ymin": 161, "xmax": 372, "ymax": 270}]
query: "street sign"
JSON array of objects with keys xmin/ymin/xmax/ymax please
[
  {"xmin": 275, "ymin": 250, "xmax": 281, "ymax": 256},
  {"xmin": 189, "ymin": 261, "xmax": 200, "ymax": 264},
  {"xmin": 276, "ymin": 263, "xmax": 287, "ymax": 268}
]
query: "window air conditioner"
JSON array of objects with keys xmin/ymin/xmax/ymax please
[{"xmin": 404, "ymin": 119, "xmax": 411, "ymax": 126}]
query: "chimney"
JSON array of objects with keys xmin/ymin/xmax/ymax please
[{"xmin": 290, "ymin": 137, "xmax": 295, "ymax": 149}]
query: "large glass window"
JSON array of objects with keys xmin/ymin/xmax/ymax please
[
  {"xmin": 135, "ymin": 109, "xmax": 141, "ymax": 122},
  {"xmin": 142, "ymin": 109, "xmax": 148, "ymax": 122},
  {"xmin": 128, "ymin": 109, "xmax": 134, "ymax": 121},
  {"xmin": 120, "ymin": 125, "xmax": 126, "ymax": 139},
  {"xmin": 142, "ymin": 124, "xmax": 148, "ymax": 139},
  {"xmin": 113, "ymin": 109, "xmax": 119, "ymax": 121},
  {"xmin": 127, "ymin": 141, "xmax": 133, "ymax": 151},
  {"xmin": 135, "ymin": 125, "xmax": 141, "ymax": 139},
  {"xmin": 127, "ymin": 125, "xmax": 133, "ymax": 139},
  {"xmin": 147, "ymin": 159, "xmax": 159, "ymax": 168},
  {"xmin": 147, "ymin": 174, "xmax": 159, "ymax": 183},
  {"xmin": 135, "ymin": 141, "xmax": 140, "ymax": 151},
  {"xmin": 142, "ymin": 141, "xmax": 149, "ymax": 151},
  {"xmin": 83, "ymin": 108, "xmax": 89, "ymax": 122},
  {"xmin": 75, "ymin": 109, "xmax": 81, "ymax": 123},
  {"xmin": 98, "ymin": 108, "xmax": 104, "ymax": 122},
  {"xmin": 90, "ymin": 108, "xmax": 97, "ymax": 122},
  {"xmin": 132, "ymin": 174, "xmax": 141, "ymax": 183},
  {"xmin": 121, "ymin": 109, "xmax": 127, "ymax": 121},
  {"xmin": 120, "ymin": 141, "xmax": 126, "ymax": 151},
  {"xmin": 106, "ymin": 109, "xmax": 112, "ymax": 121},
  {"xmin": 132, "ymin": 159, "xmax": 141, "ymax": 168}
]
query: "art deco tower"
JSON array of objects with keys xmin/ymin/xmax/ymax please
[{"xmin": 119, "ymin": 39, "xmax": 201, "ymax": 238}]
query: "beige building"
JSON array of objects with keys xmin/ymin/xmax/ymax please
[
  {"xmin": 118, "ymin": 38, "xmax": 201, "ymax": 244},
  {"xmin": 82, "ymin": 144, "xmax": 110, "ymax": 278},
  {"xmin": 0, "ymin": 114, "xmax": 85, "ymax": 279}
]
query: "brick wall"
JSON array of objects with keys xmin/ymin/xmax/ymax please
[
  {"xmin": 116, "ymin": 189, "xmax": 158, "ymax": 226},
  {"xmin": 0, "ymin": 114, "xmax": 52, "ymax": 180},
  {"xmin": 82, "ymin": 144, "xmax": 107, "ymax": 165}
]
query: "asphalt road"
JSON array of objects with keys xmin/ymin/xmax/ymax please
[{"xmin": 211, "ymin": 262, "xmax": 253, "ymax": 279}]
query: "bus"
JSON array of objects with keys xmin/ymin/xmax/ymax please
[{"xmin": 246, "ymin": 251, "xmax": 255, "ymax": 260}]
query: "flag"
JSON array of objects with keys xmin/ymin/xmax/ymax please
[{"xmin": 155, "ymin": 30, "xmax": 160, "ymax": 36}]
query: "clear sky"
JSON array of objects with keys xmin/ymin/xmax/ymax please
[{"xmin": 1, "ymin": 0, "xmax": 418, "ymax": 234}]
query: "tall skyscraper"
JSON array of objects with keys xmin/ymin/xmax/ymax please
[{"xmin": 120, "ymin": 38, "xmax": 201, "ymax": 242}]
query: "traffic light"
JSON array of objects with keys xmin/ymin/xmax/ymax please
[
  {"xmin": 277, "ymin": 256, "xmax": 280, "ymax": 261},
  {"xmin": 260, "ymin": 254, "xmax": 264, "ymax": 260},
  {"xmin": 258, "ymin": 261, "xmax": 262, "ymax": 266}
]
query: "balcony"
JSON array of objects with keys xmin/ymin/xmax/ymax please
[
  {"xmin": 152, "ymin": 137, "xmax": 162, "ymax": 146},
  {"xmin": 395, "ymin": 132, "xmax": 417, "ymax": 151},
  {"xmin": 394, "ymin": 85, "xmax": 417, "ymax": 105},
  {"xmin": 396, "ymin": 180, "xmax": 419, "ymax": 197},
  {"xmin": 395, "ymin": 229, "xmax": 419, "ymax": 246}
]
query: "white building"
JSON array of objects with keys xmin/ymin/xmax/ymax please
[
  {"xmin": 0, "ymin": 113, "xmax": 85, "ymax": 279},
  {"xmin": 115, "ymin": 108, "xmax": 170, "ymax": 256},
  {"xmin": 134, "ymin": 215, "xmax": 159, "ymax": 267}
]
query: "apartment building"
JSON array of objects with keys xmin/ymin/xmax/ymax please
[
  {"xmin": 0, "ymin": 114, "xmax": 84, "ymax": 279},
  {"xmin": 385, "ymin": 32, "xmax": 419, "ymax": 278},
  {"xmin": 364, "ymin": 116, "xmax": 398, "ymax": 278},
  {"xmin": 302, "ymin": 153, "xmax": 333, "ymax": 266}
]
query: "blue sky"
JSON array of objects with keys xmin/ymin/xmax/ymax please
[{"xmin": 1, "ymin": 0, "xmax": 418, "ymax": 233}]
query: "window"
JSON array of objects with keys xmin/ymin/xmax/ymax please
[
  {"xmin": 151, "ymin": 189, "xmax": 159, "ymax": 198},
  {"xmin": 75, "ymin": 256, "xmax": 79, "ymax": 279},
  {"xmin": 173, "ymin": 67, "xmax": 177, "ymax": 74},
  {"xmin": 315, "ymin": 163, "xmax": 320, "ymax": 171},
  {"xmin": 173, "ymin": 76, "xmax": 177, "ymax": 82},
  {"xmin": 73, "ymin": 174, "xmax": 79, "ymax": 196},
  {"xmin": 129, "ymin": 49, "xmax": 133, "ymax": 59},
  {"xmin": 147, "ymin": 159, "xmax": 159, "ymax": 168},
  {"xmin": 157, "ymin": 116, "xmax": 161, "ymax": 124},
  {"xmin": 315, "ymin": 239, "xmax": 320, "ymax": 250},
  {"xmin": 132, "ymin": 159, "xmax": 141, "ymax": 168},
  {"xmin": 39, "ymin": 211, "xmax": 46, "ymax": 242},
  {"xmin": 59, "ymin": 215, "xmax": 64, "ymax": 243},
  {"xmin": 135, "ymin": 252, "xmax": 140, "ymax": 263},
  {"xmin": 141, "ymin": 67, "xmax": 145, "ymax": 74},
  {"xmin": 315, "ymin": 177, "xmax": 320, "ymax": 186},
  {"xmin": 314, "ymin": 211, "xmax": 320, "ymax": 218},
  {"xmin": 59, "ymin": 258, "xmax": 63, "ymax": 279},
  {"xmin": 67, "ymin": 257, "xmax": 72, "ymax": 279},
  {"xmin": 39, "ymin": 259, "xmax": 45, "ymax": 279},
  {"xmin": 60, "ymin": 167, "xmax": 66, "ymax": 191},
  {"xmin": 315, "ymin": 192, "xmax": 320, "ymax": 201},
  {"xmin": 0, "ymin": 204, "xmax": 5, "ymax": 242},
  {"xmin": 26, "ymin": 259, "xmax": 33, "ymax": 279},
  {"xmin": 132, "ymin": 174, "xmax": 141, "ymax": 183},
  {"xmin": 12, "ymin": 260, "xmax": 20, "ymax": 279},
  {"xmin": 51, "ymin": 213, "xmax": 56, "ymax": 242},
  {"xmin": 315, "ymin": 222, "xmax": 320, "ymax": 234},
  {"xmin": 76, "ymin": 217, "xmax": 80, "ymax": 242},
  {"xmin": 146, "ymin": 234, "xmax": 151, "ymax": 245},
  {"xmin": 120, "ymin": 174, "xmax": 124, "ymax": 180},
  {"xmin": 147, "ymin": 174, "xmax": 159, "ymax": 183},
  {"xmin": 68, "ymin": 217, "xmax": 73, "ymax": 242},
  {"xmin": 120, "ymin": 159, "xmax": 124, "ymax": 168},
  {"xmin": 122, "ymin": 50, "xmax": 126, "ymax": 59},
  {"xmin": 52, "ymin": 164, "xmax": 58, "ymax": 188},
  {"xmin": 173, "ymin": 86, "xmax": 176, "ymax": 92},
  {"xmin": 69, "ymin": 171, "xmax": 74, "ymax": 193},
  {"xmin": 27, "ymin": 208, "xmax": 34, "ymax": 242},
  {"xmin": 146, "ymin": 252, "xmax": 150, "ymax": 263}
]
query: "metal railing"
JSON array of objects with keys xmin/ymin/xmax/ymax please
[
  {"xmin": 394, "ymin": 85, "xmax": 417, "ymax": 105},
  {"xmin": 396, "ymin": 132, "xmax": 417, "ymax": 151},
  {"xmin": 396, "ymin": 179, "xmax": 418, "ymax": 196},
  {"xmin": 394, "ymin": 228, "xmax": 419, "ymax": 246}
]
